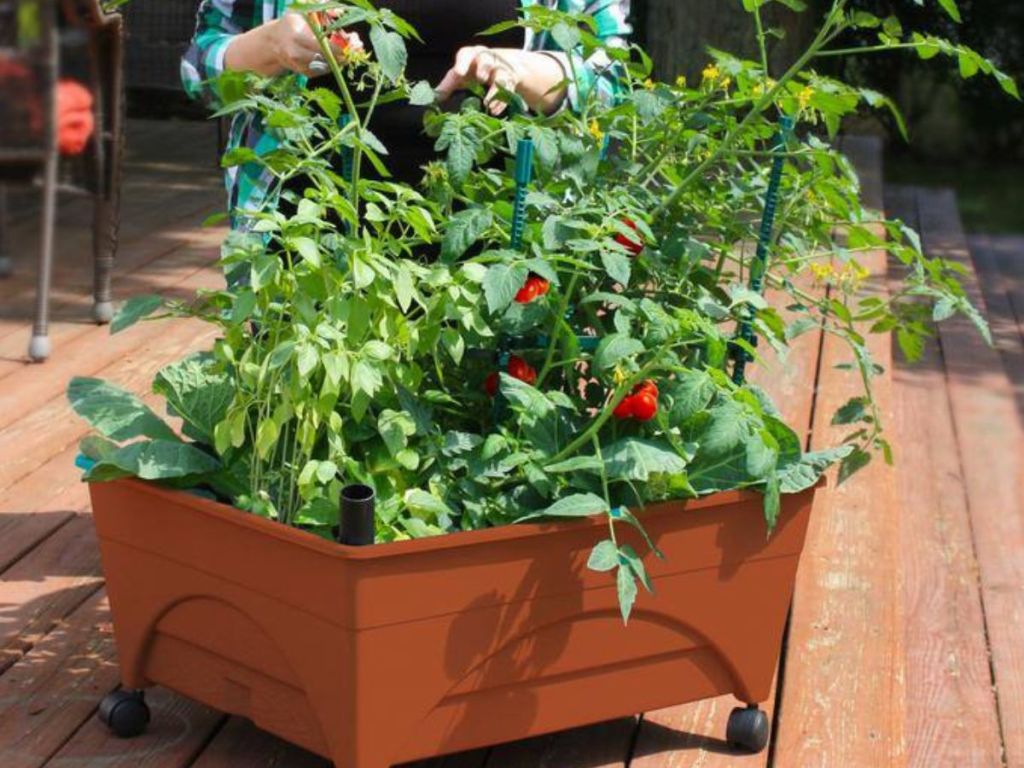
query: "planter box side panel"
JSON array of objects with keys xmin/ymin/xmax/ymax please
[
  {"xmin": 361, "ymin": 552, "xmax": 804, "ymax": 765},
  {"xmin": 356, "ymin": 495, "xmax": 813, "ymax": 765},
  {"xmin": 90, "ymin": 482, "xmax": 357, "ymax": 761}
]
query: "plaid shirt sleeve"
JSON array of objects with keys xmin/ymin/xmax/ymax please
[
  {"xmin": 181, "ymin": 0, "xmax": 256, "ymax": 106},
  {"xmin": 525, "ymin": 0, "xmax": 632, "ymax": 110}
]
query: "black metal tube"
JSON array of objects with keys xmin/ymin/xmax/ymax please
[{"xmin": 339, "ymin": 484, "xmax": 375, "ymax": 546}]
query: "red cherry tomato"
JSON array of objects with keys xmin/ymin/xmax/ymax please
[
  {"xmin": 508, "ymin": 355, "xmax": 537, "ymax": 386},
  {"xmin": 484, "ymin": 371, "xmax": 500, "ymax": 397},
  {"xmin": 613, "ymin": 396, "xmax": 635, "ymax": 420},
  {"xmin": 630, "ymin": 392, "xmax": 659, "ymax": 422},
  {"xmin": 514, "ymin": 275, "xmax": 550, "ymax": 305},
  {"xmin": 515, "ymin": 281, "xmax": 539, "ymax": 304},
  {"xmin": 614, "ymin": 217, "xmax": 645, "ymax": 257},
  {"xmin": 633, "ymin": 380, "xmax": 659, "ymax": 399}
]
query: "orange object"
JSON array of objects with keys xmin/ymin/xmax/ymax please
[
  {"xmin": 89, "ymin": 478, "xmax": 817, "ymax": 767},
  {"xmin": 56, "ymin": 79, "xmax": 94, "ymax": 155}
]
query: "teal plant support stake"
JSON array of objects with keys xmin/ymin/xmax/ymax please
[
  {"xmin": 494, "ymin": 138, "xmax": 535, "ymax": 420},
  {"xmin": 339, "ymin": 114, "xmax": 354, "ymax": 184},
  {"xmin": 732, "ymin": 115, "xmax": 796, "ymax": 386},
  {"xmin": 510, "ymin": 138, "xmax": 534, "ymax": 252}
]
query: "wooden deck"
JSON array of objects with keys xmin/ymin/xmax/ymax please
[{"xmin": 0, "ymin": 121, "xmax": 1022, "ymax": 767}]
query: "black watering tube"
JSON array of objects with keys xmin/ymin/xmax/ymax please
[{"xmin": 339, "ymin": 484, "xmax": 376, "ymax": 546}]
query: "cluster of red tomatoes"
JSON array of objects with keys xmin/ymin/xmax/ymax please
[
  {"xmin": 612, "ymin": 380, "xmax": 659, "ymax": 422},
  {"xmin": 484, "ymin": 218, "xmax": 654, "ymax": 420}
]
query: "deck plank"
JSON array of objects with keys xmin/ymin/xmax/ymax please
[
  {"xmin": 0, "ymin": 515, "xmax": 103, "ymax": 674},
  {"xmin": 884, "ymin": 187, "xmax": 1005, "ymax": 767},
  {"xmin": 43, "ymin": 685, "xmax": 223, "ymax": 768},
  {"xmin": 0, "ymin": 591, "xmax": 118, "ymax": 768},
  {"xmin": 770, "ymin": 247, "xmax": 906, "ymax": 765},
  {"xmin": 916, "ymin": 189, "xmax": 1024, "ymax": 768},
  {"xmin": 0, "ymin": 249, "xmax": 222, "ymax": 432}
]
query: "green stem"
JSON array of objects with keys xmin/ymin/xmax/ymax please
[
  {"xmin": 650, "ymin": 5, "xmax": 847, "ymax": 221},
  {"xmin": 537, "ymin": 273, "xmax": 580, "ymax": 386},
  {"xmin": 306, "ymin": 14, "xmax": 365, "ymax": 224}
]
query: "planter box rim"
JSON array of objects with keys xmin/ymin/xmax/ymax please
[{"xmin": 100, "ymin": 478, "xmax": 818, "ymax": 562}]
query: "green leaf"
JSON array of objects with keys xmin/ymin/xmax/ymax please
[
  {"xmin": 408, "ymin": 80, "xmax": 437, "ymax": 106},
  {"xmin": 603, "ymin": 438, "xmax": 692, "ymax": 482},
  {"xmin": 618, "ymin": 544, "xmax": 653, "ymax": 592},
  {"xmin": 777, "ymin": 445, "xmax": 854, "ymax": 494},
  {"xmin": 617, "ymin": 564, "xmax": 638, "ymax": 624},
  {"xmin": 546, "ymin": 456, "xmax": 604, "ymax": 473},
  {"xmin": 435, "ymin": 119, "xmax": 479, "ymax": 185},
  {"xmin": 404, "ymin": 489, "xmax": 454, "ymax": 522},
  {"xmin": 68, "ymin": 377, "xmax": 179, "ymax": 443},
  {"xmin": 831, "ymin": 397, "xmax": 869, "ymax": 426},
  {"xmin": 838, "ymin": 447, "xmax": 872, "ymax": 484},
  {"xmin": 667, "ymin": 369, "xmax": 716, "ymax": 421},
  {"xmin": 519, "ymin": 493, "xmax": 608, "ymax": 522},
  {"xmin": 370, "ymin": 25, "xmax": 407, "ymax": 82},
  {"xmin": 483, "ymin": 262, "xmax": 529, "ymax": 315},
  {"xmin": 594, "ymin": 334, "xmax": 644, "ymax": 370},
  {"xmin": 153, "ymin": 355, "xmax": 234, "ymax": 443},
  {"xmin": 442, "ymin": 207, "xmax": 493, "ymax": 261},
  {"xmin": 111, "ymin": 295, "xmax": 162, "ymax": 334},
  {"xmin": 379, "ymin": 409, "xmax": 416, "ymax": 456},
  {"xmin": 84, "ymin": 439, "xmax": 221, "ymax": 482},
  {"xmin": 588, "ymin": 539, "xmax": 619, "ymax": 572},
  {"xmin": 600, "ymin": 251, "xmax": 631, "ymax": 287}
]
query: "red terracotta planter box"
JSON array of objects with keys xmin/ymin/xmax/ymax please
[{"xmin": 88, "ymin": 479, "xmax": 817, "ymax": 767}]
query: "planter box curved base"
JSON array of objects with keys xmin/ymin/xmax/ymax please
[{"xmin": 89, "ymin": 480, "xmax": 816, "ymax": 767}]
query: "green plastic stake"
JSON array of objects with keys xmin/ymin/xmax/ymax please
[
  {"xmin": 339, "ymin": 114, "xmax": 354, "ymax": 184},
  {"xmin": 495, "ymin": 138, "xmax": 535, "ymax": 420},
  {"xmin": 732, "ymin": 115, "xmax": 796, "ymax": 385},
  {"xmin": 510, "ymin": 138, "xmax": 534, "ymax": 252}
]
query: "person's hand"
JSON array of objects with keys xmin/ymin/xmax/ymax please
[
  {"xmin": 436, "ymin": 46, "xmax": 525, "ymax": 116},
  {"xmin": 267, "ymin": 12, "xmax": 363, "ymax": 77}
]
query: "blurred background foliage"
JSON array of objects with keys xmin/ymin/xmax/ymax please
[{"xmin": 636, "ymin": 0, "xmax": 1023, "ymax": 231}]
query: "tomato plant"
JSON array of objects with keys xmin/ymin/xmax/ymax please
[{"xmin": 70, "ymin": 0, "xmax": 1015, "ymax": 621}]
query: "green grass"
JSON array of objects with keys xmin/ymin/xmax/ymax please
[{"xmin": 886, "ymin": 158, "xmax": 1024, "ymax": 234}]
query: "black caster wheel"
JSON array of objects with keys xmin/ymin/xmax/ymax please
[
  {"xmin": 98, "ymin": 689, "xmax": 150, "ymax": 738},
  {"xmin": 726, "ymin": 705, "xmax": 770, "ymax": 753}
]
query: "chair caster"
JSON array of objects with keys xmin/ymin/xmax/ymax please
[
  {"xmin": 726, "ymin": 704, "xmax": 770, "ymax": 754},
  {"xmin": 92, "ymin": 301, "xmax": 114, "ymax": 324},
  {"xmin": 28, "ymin": 335, "xmax": 51, "ymax": 362},
  {"xmin": 98, "ymin": 689, "xmax": 150, "ymax": 738}
]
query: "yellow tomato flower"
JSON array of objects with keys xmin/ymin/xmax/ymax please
[
  {"xmin": 675, "ymin": 74, "xmax": 687, "ymax": 88},
  {"xmin": 644, "ymin": 78, "xmax": 655, "ymax": 90},
  {"xmin": 798, "ymin": 86, "xmax": 814, "ymax": 109},
  {"xmin": 810, "ymin": 263, "xmax": 834, "ymax": 282},
  {"xmin": 589, "ymin": 119, "xmax": 605, "ymax": 142},
  {"xmin": 702, "ymin": 63, "xmax": 720, "ymax": 83}
]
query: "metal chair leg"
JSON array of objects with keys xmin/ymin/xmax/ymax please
[
  {"xmin": 92, "ymin": 196, "xmax": 114, "ymax": 323},
  {"xmin": 29, "ymin": 153, "xmax": 58, "ymax": 362},
  {"xmin": 0, "ymin": 185, "xmax": 11, "ymax": 278}
]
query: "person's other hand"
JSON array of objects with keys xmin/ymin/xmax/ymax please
[
  {"xmin": 437, "ymin": 46, "xmax": 524, "ymax": 116},
  {"xmin": 268, "ymin": 12, "xmax": 363, "ymax": 77}
]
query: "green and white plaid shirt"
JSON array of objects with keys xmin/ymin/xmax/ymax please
[{"xmin": 181, "ymin": 0, "xmax": 632, "ymax": 224}]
